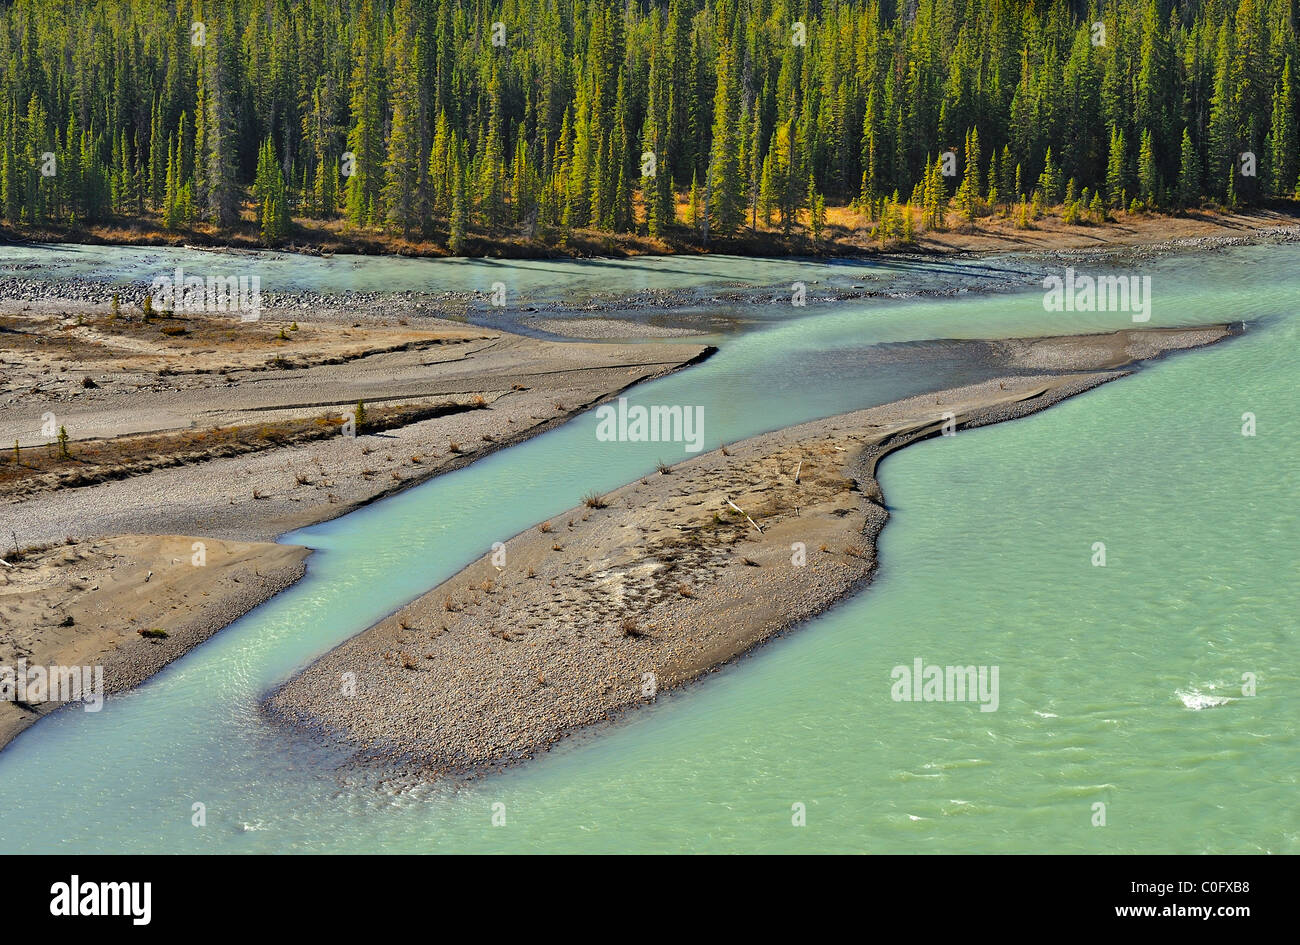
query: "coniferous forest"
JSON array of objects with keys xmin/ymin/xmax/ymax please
[{"xmin": 0, "ymin": 0, "xmax": 1297, "ymax": 251}]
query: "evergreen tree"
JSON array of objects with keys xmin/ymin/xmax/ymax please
[
  {"xmin": 1138, "ymin": 128, "xmax": 1159, "ymax": 207},
  {"xmin": 1105, "ymin": 127, "xmax": 1128, "ymax": 209},
  {"xmin": 449, "ymin": 155, "xmax": 467, "ymax": 255},
  {"xmin": 255, "ymin": 138, "xmax": 290, "ymax": 243},
  {"xmin": 1268, "ymin": 59, "xmax": 1296, "ymax": 199},
  {"xmin": 383, "ymin": 1, "xmax": 430, "ymax": 237},
  {"xmin": 345, "ymin": 3, "xmax": 386, "ymax": 227},
  {"xmin": 1207, "ymin": 21, "xmax": 1238, "ymax": 201},
  {"xmin": 1178, "ymin": 128, "xmax": 1200, "ymax": 210},
  {"xmin": 706, "ymin": 48, "xmax": 742, "ymax": 237}
]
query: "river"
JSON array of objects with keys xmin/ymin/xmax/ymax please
[{"xmin": 0, "ymin": 241, "xmax": 1294, "ymax": 853}]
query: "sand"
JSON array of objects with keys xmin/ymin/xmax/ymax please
[
  {"xmin": 0, "ymin": 534, "xmax": 307, "ymax": 749},
  {"xmin": 263, "ymin": 324, "xmax": 1238, "ymax": 777},
  {"xmin": 0, "ymin": 308, "xmax": 711, "ymax": 751},
  {"xmin": 0, "ymin": 310, "xmax": 712, "ymax": 543}
]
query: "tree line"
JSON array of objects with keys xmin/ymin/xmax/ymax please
[{"xmin": 0, "ymin": 0, "xmax": 1296, "ymax": 249}]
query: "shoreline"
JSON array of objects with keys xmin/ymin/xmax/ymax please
[
  {"xmin": 263, "ymin": 324, "xmax": 1239, "ymax": 778},
  {"xmin": 0, "ymin": 534, "xmax": 308, "ymax": 751},
  {"xmin": 3, "ymin": 205, "xmax": 1298, "ymax": 264},
  {"xmin": 0, "ymin": 315, "xmax": 715, "ymax": 544},
  {"xmin": 0, "ymin": 213, "xmax": 1292, "ymax": 356},
  {"xmin": 0, "ymin": 321, "xmax": 714, "ymax": 752}
]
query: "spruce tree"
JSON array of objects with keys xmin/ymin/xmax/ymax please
[
  {"xmin": 1177, "ymin": 128, "xmax": 1200, "ymax": 210},
  {"xmin": 1268, "ymin": 59, "xmax": 1295, "ymax": 199}
]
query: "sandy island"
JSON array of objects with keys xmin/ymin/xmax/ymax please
[
  {"xmin": 263, "ymin": 324, "xmax": 1238, "ymax": 776},
  {"xmin": 0, "ymin": 534, "xmax": 307, "ymax": 748},
  {"xmin": 0, "ymin": 302, "xmax": 710, "ymax": 749}
]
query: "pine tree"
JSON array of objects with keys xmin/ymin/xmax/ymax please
[
  {"xmin": 477, "ymin": 85, "xmax": 507, "ymax": 230},
  {"xmin": 255, "ymin": 139, "xmax": 290, "ymax": 244},
  {"xmin": 1207, "ymin": 21, "xmax": 1238, "ymax": 201},
  {"xmin": 860, "ymin": 87, "xmax": 882, "ymax": 201},
  {"xmin": 1177, "ymin": 128, "xmax": 1200, "ymax": 210},
  {"xmin": 345, "ymin": 4, "xmax": 386, "ymax": 227},
  {"xmin": 1037, "ymin": 147, "xmax": 1060, "ymax": 205},
  {"xmin": 922, "ymin": 154, "xmax": 947, "ymax": 231},
  {"xmin": 956, "ymin": 128, "xmax": 982, "ymax": 222},
  {"xmin": 163, "ymin": 121, "xmax": 184, "ymax": 229},
  {"xmin": 809, "ymin": 186, "xmax": 826, "ymax": 246},
  {"xmin": 1138, "ymin": 128, "xmax": 1159, "ymax": 207},
  {"xmin": 449, "ymin": 155, "xmax": 467, "ymax": 255},
  {"xmin": 383, "ymin": 1, "xmax": 429, "ymax": 237},
  {"xmin": 1268, "ymin": 59, "xmax": 1295, "ymax": 199},
  {"xmin": 986, "ymin": 156, "xmax": 1001, "ymax": 210},
  {"xmin": 688, "ymin": 170, "xmax": 701, "ymax": 233},
  {"xmin": 199, "ymin": 14, "xmax": 238, "ymax": 227},
  {"xmin": 566, "ymin": 85, "xmax": 594, "ymax": 228},
  {"xmin": 1105, "ymin": 127, "xmax": 1128, "ymax": 209},
  {"xmin": 706, "ymin": 47, "xmax": 742, "ymax": 237},
  {"xmin": 147, "ymin": 96, "xmax": 165, "ymax": 210}
]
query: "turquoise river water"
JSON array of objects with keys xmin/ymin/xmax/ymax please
[{"xmin": 0, "ymin": 242, "xmax": 1295, "ymax": 853}]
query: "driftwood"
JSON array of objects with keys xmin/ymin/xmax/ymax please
[{"xmin": 726, "ymin": 498, "xmax": 763, "ymax": 534}]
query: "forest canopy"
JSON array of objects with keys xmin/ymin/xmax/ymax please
[{"xmin": 0, "ymin": 0, "xmax": 1295, "ymax": 247}]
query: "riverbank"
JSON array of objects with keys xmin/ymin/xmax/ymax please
[
  {"xmin": 4, "ymin": 204, "xmax": 1297, "ymax": 261},
  {"xmin": 264, "ymin": 323, "xmax": 1238, "ymax": 777},
  {"xmin": 0, "ymin": 312, "xmax": 712, "ymax": 751},
  {"xmin": 0, "ymin": 311, "xmax": 712, "ymax": 542},
  {"xmin": 4, "ymin": 208, "xmax": 1296, "ymax": 342},
  {"xmin": 0, "ymin": 534, "xmax": 308, "ymax": 750}
]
